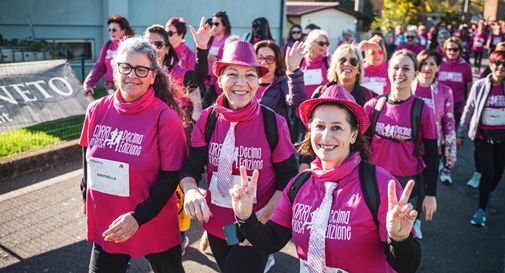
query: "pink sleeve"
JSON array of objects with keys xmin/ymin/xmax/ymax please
[
  {"xmin": 159, "ymin": 108, "xmax": 188, "ymax": 171},
  {"xmin": 191, "ymin": 108, "xmax": 212, "ymax": 147},
  {"xmin": 376, "ymin": 167, "xmax": 404, "ymax": 242},
  {"xmin": 464, "ymin": 65, "xmax": 473, "ymax": 86},
  {"xmin": 270, "ymin": 176, "xmax": 299, "ymax": 228},
  {"xmin": 79, "ymin": 101, "xmax": 98, "ymax": 147},
  {"xmin": 271, "ymin": 116, "xmax": 296, "ymax": 163},
  {"xmin": 363, "ymin": 98, "xmax": 377, "ymax": 123},
  {"xmin": 421, "ymin": 103, "xmax": 438, "ymax": 140},
  {"xmin": 186, "ymin": 49, "xmax": 196, "ymax": 70},
  {"xmin": 83, "ymin": 42, "xmax": 109, "ymax": 90}
]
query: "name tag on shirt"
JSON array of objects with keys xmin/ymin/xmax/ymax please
[
  {"xmin": 475, "ymin": 39, "xmax": 484, "ymax": 47},
  {"xmin": 493, "ymin": 37, "xmax": 503, "ymax": 45},
  {"xmin": 482, "ymin": 108, "xmax": 505, "ymax": 126},
  {"xmin": 361, "ymin": 81, "xmax": 386, "ymax": 95},
  {"xmin": 304, "ymin": 69, "xmax": 323, "ymax": 86},
  {"xmin": 209, "ymin": 46, "xmax": 220, "ymax": 56},
  {"xmin": 299, "ymin": 259, "xmax": 349, "ymax": 273},
  {"xmin": 87, "ymin": 156, "xmax": 130, "ymax": 197},
  {"xmin": 209, "ymin": 172, "xmax": 257, "ymax": 208}
]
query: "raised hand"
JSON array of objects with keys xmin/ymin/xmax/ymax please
[
  {"xmin": 230, "ymin": 166, "xmax": 259, "ymax": 220},
  {"xmin": 286, "ymin": 40, "xmax": 306, "ymax": 72},
  {"xmin": 102, "ymin": 212, "xmax": 139, "ymax": 243},
  {"xmin": 189, "ymin": 16, "xmax": 214, "ymax": 50},
  {"xmin": 387, "ymin": 180, "xmax": 418, "ymax": 242}
]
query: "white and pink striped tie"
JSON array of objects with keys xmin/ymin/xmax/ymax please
[
  {"xmin": 217, "ymin": 122, "xmax": 237, "ymax": 197},
  {"xmin": 307, "ymin": 182, "xmax": 338, "ymax": 273}
]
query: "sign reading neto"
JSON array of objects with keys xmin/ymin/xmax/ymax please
[{"xmin": 0, "ymin": 60, "xmax": 91, "ymax": 132}]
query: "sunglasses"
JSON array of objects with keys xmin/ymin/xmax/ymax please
[
  {"xmin": 117, "ymin": 63, "xmax": 153, "ymax": 78},
  {"xmin": 315, "ymin": 41, "xmax": 329, "ymax": 47},
  {"xmin": 492, "ymin": 60, "xmax": 505, "ymax": 67},
  {"xmin": 406, "ymin": 35, "xmax": 416, "ymax": 39},
  {"xmin": 108, "ymin": 28, "xmax": 118, "ymax": 33},
  {"xmin": 291, "ymin": 30, "xmax": 302, "ymax": 35},
  {"xmin": 338, "ymin": 57, "xmax": 359, "ymax": 67},
  {"xmin": 212, "ymin": 22, "xmax": 220, "ymax": 27},
  {"xmin": 151, "ymin": 41, "xmax": 166, "ymax": 49},
  {"xmin": 371, "ymin": 49, "xmax": 385, "ymax": 55},
  {"xmin": 446, "ymin": 47, "xmax": 460, "ymax": 52},
  {"xmin": 257, "ymin": 55, "xmax": 276, "ymax": 64},
  {"xmin": 167, "ymin": 30, "xmax": 176, "ymax": 37}
]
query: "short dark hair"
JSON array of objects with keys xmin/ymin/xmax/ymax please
[
  {"xmin": 254, "ymin": 40, "xmax": 286, "ymax": 77},
  {"xmin": 166, "ymin": 17, "xmax": 187, "ymax": 38},
  {"xmin": 144, "ymin": 25, "xmax": 179, "ymax": 69},
  {"xmin": 107, "ymin": 15, "xmax": 134, "ymax": 37},
  {"xmin": 417, "ymin": 49, "xmax": 443, "ymax": 68},
  {"xmin": 213, "ymin": 11, "xmax": 232, "ymax": 35}
]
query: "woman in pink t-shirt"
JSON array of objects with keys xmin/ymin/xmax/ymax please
[
  {"xmin": 165, "ymin": 17, "xmax": 196, "ymax": 70},
  {"xmin": 413, "ymin": 49, "xmax": 457, "ymax": 185},
  {"xmin": 83, "ymin": 15, "xmax": 134, "ymax": 96},
  {"xmin": 230, "ymin": 88, "xmax": 421, "ymax": 273},
  {"xmin": 360, "ymin": 35, "xmax": 391, "ymax": 95},
  {"xmin": 80, "ymin": 37, "xmax": 187, "ymax": 273},
  {"xmin": 179, "ymin": 40, "xmax": 298, "ymax": 273},
  {"xmin": 364, "ymin": 50, "xmax": 439, "ymax": 240}
]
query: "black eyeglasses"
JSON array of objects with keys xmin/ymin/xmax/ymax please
[
  {"xmin": 291, "ymin": 30, "xmax": 302, "ymax": 35},
  {"xmin": 167, "ymin": 30, "xmax": 176, "ymax": 37},
  {"xmin": 338, "ymin": 57, "xmax": 359, "ymax": 67},
  {"xmin": 315, "ymin": 41, "xmax": 329, "ymax": 47},
  {"xmin": 446, "ymin": 47, "xmax": 460, "ymax": 52},
  {"xmin": 151, "ymin": 41, "xmax": 166, "ymax": 49},
  {"xmin": 212, "ymin": 22, "xmax": 220, "ymax": 27},
  {"xmin": 492, "ymin": 60, "xmax": 505, "ymax": 67},
  {"xmin": 406, "ymin": 35, "xmax": 416, "ymax": 39},
  {"xmin": 117, "ymin": 63, "xmax": 153, "ymax": 78},
  {"xmin": 257, "ymin": 55, "xmax": 276, "ymax": 64},
  {"xmin": 108, "ymin": 28, "xmax": 118, "ymax": 33}
]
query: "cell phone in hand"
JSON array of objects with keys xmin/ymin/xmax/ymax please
[{"xmin": 224, "ymin": 223, "xmax": 239, "ymax": 246}]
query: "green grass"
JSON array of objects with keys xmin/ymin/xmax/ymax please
[{"xmin": 0, "ymin": 115, "xmax": 85, "ymax": 158}]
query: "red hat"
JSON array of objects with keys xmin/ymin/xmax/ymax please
[
  {"xmin": 298, "ymin": 84, "xmax": 370, "ymax": 134},
  {"xmin": 212, "ymin": 40, "xmax": 269, "ymax": 77}
]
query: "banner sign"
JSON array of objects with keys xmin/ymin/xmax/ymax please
[{"xmin": 0, "ymin": 59, "xmax": 91, "ymax": 132}]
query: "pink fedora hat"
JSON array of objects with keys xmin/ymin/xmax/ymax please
[
  {"xmin": 212, "ymin": 40, "xmax": 269, "ymax": 77},
  {"xmin": 299, "ymin": 84, "xmax": 370, "ymax": 134}
]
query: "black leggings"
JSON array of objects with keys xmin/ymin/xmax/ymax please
[
  {"xmin": 473, "ymin": 50, "xmax": 483, "ymax": 69},
  {"xmin": 208, "ymin": 233, "xmax": 268, "ymax": 273},
  {"xmin": 474, "ymin": 144, "xmax": 481, "ymax": 173},
  {"xmin": 89, "ymin": 243, "xmax": 184, "ymax": 273},
  {"xmin": 475, "ymin": 139, "xmax": 505, "ymax": 210}
]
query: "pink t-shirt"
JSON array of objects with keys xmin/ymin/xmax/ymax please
[
  {"xmin": 301, "ymin": 56, "xmax": 329, "ymax": 99},
  {"xmin": 363, "ymin": 63, "xmax": 391, "ymax": 95},
  {"xmin": 488, "ymin": 34, "xmax": 505, "ymax": 52},
  {"xmin": 271, "ymin": 153, "xmax": 402, "ymax": 273},
  {"xmin": 191, "ymin": 97, "xmax": 296, "ymax": 239},
  {"xmin": 479, "ymin": 83, "xmax": 505, "ymax": 133},
  {"xmin": 364, "ymin": 96, "xmax": 438, "ymax": 177},
  {"xmin": 175, "ymin": 41, "xmax": 196, "ymax": 70},
  {"xmin": 79, "ymin": 88, "xmax": 187, "ymax": 257},
  {"xmin": 437, "ymin": 58, "xmax": 472, "ymax": 114},
  {"xmin": 413, "ymin": 84, "xmax": 435, "ymax": 112},
  {"xmin": 83, "ymin": 40, "xmax": 119, "ymax": 89},
  {"xmin": 472, "ymin": 32, "xmax": 487, "ymax": 51},
  {"xmin": 208, "ymin": 35, "xmax": 229, "ymax": 86}
]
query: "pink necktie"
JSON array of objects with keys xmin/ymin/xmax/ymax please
[
  {"xmin": 217, "ymin": 122, "xmax": 237, "ymax": 197},
  {"xmin": 307, "ymin": 182, "xmax": 338, "ymax": 273}
]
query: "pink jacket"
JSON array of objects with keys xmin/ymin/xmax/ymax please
[
  {"xmin": 83, "ymin": 40, "xmax": 119, "ymax": 90},
  {"xmin": 174, "ymin": 41, "xmax": 196, "ymax": 70}
]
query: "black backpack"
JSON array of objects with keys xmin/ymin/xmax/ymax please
[
  {"xmin": 288, "ymin": 161, "xmax": 380, "ymax": 226},
  {"xmin": 204, "ymin": 104, "xmax": 278, "ymax": 151},
  {"xmin": 367, "ymin": 95, "xmax": 424, "ymax": 156}
]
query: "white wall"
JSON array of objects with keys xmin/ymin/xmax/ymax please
[{"xmin": 301, "ymin": 9, "xmax": 357, "ymax": 53}]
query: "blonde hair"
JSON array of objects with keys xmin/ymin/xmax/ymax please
[{"xmin": 327, "ymin": 44, "xmax": 364, "ymax": 84}]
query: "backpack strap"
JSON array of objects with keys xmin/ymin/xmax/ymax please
[
  {"xmin": 204, "ymin": 105, "xmax": 278, "ymax": 151},
  {"xmin": 411, "ymin": 97, "xmax": 424, "ymax": 156},
  {"xmin": 359, "ymin": 161, "xmax": 379, "ymax": 226},
  {"xmin": 288, "ymin": 171, "xmax": 312, "ymax": 203},
  {"xmin": 366, "ymin": 94, "xmax": 387, "ymax": 139},
  {"xmin": 260, "ymin": 105, "xmax": 278, "ymax": 151},
  {"xmin": 204, "ymin": 106, "xmax": 218, "ymax": 144}
]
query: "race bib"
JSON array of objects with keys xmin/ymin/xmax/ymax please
[
  {"xmin": 482, "ymin": 108, "xmax": 505, "ymax": 126},
  {"xmin": 299, "ymin": 259, "xmax": 349, "ymax": 273},
  {"xmin": 209, "ymin": 172, "xmax": 257, "ymax": 208},
  {"xmin": 304, "ymin": 69, "xmax": 323, "ymax": 86},
  {"xmin": 361, "ymin": 81, "xmax": 386, "ymax": 95},
  {"xmin": 87, "ymin": 156, "xmax": 129, "ymax": 197},
  {"xmin": 209, "ymin": 46, "xmax": 220, "ymax": 56},
  {"xmin": 493, "ymin": 36, "xmax": 503, "ymax": 45}
]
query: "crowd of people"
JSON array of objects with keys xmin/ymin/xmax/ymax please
[{"xmin": 79, "ymin": 11, "xmax": 505, "ymax": 273}]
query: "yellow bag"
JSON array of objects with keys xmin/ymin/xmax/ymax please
[{"xmin": 176, "ymin": 186, "xmax": 191, "ymax": 232}]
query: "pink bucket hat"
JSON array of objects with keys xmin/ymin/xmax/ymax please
[
  {"xmin": 299, "ymin": 84, "xmax": 370, "ymax": 134},
  {"xmin": 212, "ymin": 40, "xmax": 269, "ymax": 77}
]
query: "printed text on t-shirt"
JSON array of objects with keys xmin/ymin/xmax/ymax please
[
  {"xmin": 376, "ymin": 122, "xmax": 411, "ymax": 140},
  {"xmin": 89, "ymin": 124, "xmax": 144, "ymax": 156},
  {"xmin": 208, "ymin": 142, "xmax": 264, "ymax": 170},
  {"xmin": 291, "ymin": 203, "xmax": 352, "ymax": 241}
]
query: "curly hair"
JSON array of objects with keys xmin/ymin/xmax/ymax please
[
  {"xmin": 112, "ymin": 37, "xmax": 181, "ymax": 118},
  {"xmin": 298, "ymin": 102, "xmax": 370, "ymax": 161}
]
